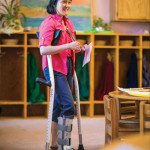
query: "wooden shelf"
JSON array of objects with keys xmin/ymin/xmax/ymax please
[
  {"xmin": 0, "ymin": 101, "xmax": 24, "ymax": 105},
  {"xmin": 142, "ymin": 47, "xmax": 150, "ymax": 49},
  {"xmin": 76, "ymin": 32, "xmax": 92, "ymax": 35},
  {"xmin": 27, "ymin": 102, "xmax": 48, "ymax": 105},
  {"xmin": 74, "ymin": 101, "xmax": 90, "ymax": 104},
  {"xmin": 94, "ymin": 46, "xmax": 117, "ymax": 48},
  {"xmin": 92, "ymin": 115, "xmax": 105, "ymax": 118},
  {"xmin": 119, "ymin": 46, "xmax": 140, "ymax": 49},
  {"xmin": 0, "ymin": 32, "xmax": 150, "ymax": 119},
  {"xmin": 26, "ymin": 116, "xmax": 47, "ymax": 119},
  {"xmin": 0, "ymin": 45, "xmax": 25, "ymax": 47},
  {"xmin": 27, "ymin": 45, "xmax": 39, "ymax": 48},
  {"xmin": 94, "ymin": 101, "xmax": 104, "ymax": 104}
]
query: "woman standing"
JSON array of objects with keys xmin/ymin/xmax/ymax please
[{"xmin": 39, "ymin": 0, "xmax": 87, "ymax": 149}]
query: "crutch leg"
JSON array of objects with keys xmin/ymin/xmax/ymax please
[{"xmin": 73, "ymin": 71, "xmax": 84, "ymax": 150}]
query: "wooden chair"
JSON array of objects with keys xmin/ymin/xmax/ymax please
[
  {"xmin": 140, "ymin": 101, "xmax": 150, "ymax": 134},
  {"xmin": 104, "ymin": 95, "xmax": 118, "ymax": 144},
  {"xmin": 104, "ymin": 95, "xmax": 139, "ymax": 144}
]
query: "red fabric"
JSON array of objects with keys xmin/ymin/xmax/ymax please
[
  {"xmin": 95, "ymin": 58, "xmax": 114, "ymax": 100},
  {"xmin": 39, "ymin": 14, "xmax": 76, "ymax": 75}
]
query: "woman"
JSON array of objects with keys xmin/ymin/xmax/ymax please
[{"xmin": 39, "ymin": 0, "xmax": 87, "ymax": 149}]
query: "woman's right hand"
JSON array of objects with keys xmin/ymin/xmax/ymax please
[{"xmin": 68, "ymin": 41, "xmax": 81, "ymax": 51}]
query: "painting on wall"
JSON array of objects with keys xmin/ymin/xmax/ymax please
[{"xmin": 20, "ymin": 0, "xmax": 92, "ymax": 31}]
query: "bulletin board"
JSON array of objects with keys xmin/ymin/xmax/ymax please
[{"xmin": 19, "ymin": 0, "xmax": 93, "ymax": 31}]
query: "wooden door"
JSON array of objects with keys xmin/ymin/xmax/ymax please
[{"xmin": 118, "ymin": 0, "xmax": 149, "ymax": 20}]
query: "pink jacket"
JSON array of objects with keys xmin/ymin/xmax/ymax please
[{"xmin": 39, "ymin": 14, "xmax": 76, "ymax": 75}]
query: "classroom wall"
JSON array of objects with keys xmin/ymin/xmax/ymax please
[
  {"xmin": 1, "ymin": 0, "xmax": 150, "ymax": 33},
  {"xmin": 93, "ymin": 0, "xmax": 150, "ymax": 33}
]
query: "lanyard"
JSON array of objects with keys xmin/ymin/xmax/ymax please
[{"xmin": 66, "ymin": 28, "xmax": 75, "ymax": 41}]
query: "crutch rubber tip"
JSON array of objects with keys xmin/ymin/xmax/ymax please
[
  {"xmin": 78, "ymin": 144, "xmax": 84, "ymax": 150},
  {"xmin": 45, "ymin": 143, "xmax": 50, "ymax": 150}
]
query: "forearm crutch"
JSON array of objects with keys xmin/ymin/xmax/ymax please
[
  {"xmin": 66, "ymin": 28, "xmax": 84, "ymax": 150},
  {"xmin": 45, "ymin": 55, "xmax": 55, "ymax": 150},
  {"xmin": 73, "ymin": 72, "xmax": 84, "ymax": 150},
  {"xmin": 35, "ymin": 55, "xmax": 54, "ymax": 150},
  {"xmin": 36, "ymin": 31, "xmax": 55, "ymax": 150}
]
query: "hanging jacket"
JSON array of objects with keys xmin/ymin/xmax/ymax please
[
  {"xmin": 75, "ymin": 53, "xmax": 90, "ymax": 101},
  {"xmin": 126, "ymin": 53, "xmax": 138, "ymax": 88},
  {"xmin": 27, "ymin": 53, "xmax": 46, "ymax": 103},
  {"xmin": 142, "ymin": 54, "xmax": 150, "ymax": 87},
  {"xmin": 95, "ymin": 58, "xmax": 114, "ymax": 100}
]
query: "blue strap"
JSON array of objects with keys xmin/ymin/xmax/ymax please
[{"xmin": 58, "ymin": 124, "xmax": 72, "ymax": 132}]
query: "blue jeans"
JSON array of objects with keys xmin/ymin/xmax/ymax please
[{"xmin": 44, "ymin": 57, "xmax": 75, "ymax": 122}]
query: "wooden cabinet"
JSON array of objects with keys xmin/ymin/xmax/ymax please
[
  {"xmin": 110, "ymin": 0, "xmax": 150, "ymax": 21},
  {"xmin": 92, "ymin": 33, "xmax": 150, "ymax": 117},
  {"xmin": 0, "ymin": 32, "xmax": 150, "ymax": 119}
]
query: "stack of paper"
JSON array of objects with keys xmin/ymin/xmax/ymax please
[
  {"xmin": 117, "ymin": 87, "xmax": 150, "ymax": 97},
  {"xmin": 82, "ymin": 42, "xmax": 92, "ymax": 67}
]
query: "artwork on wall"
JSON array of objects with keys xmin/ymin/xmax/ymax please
[{"xmin": 20, "ymin": 0, "xmax": 92, "ymax": 31}]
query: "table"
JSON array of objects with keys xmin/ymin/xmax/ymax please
[
  {"xmin": 109, "ymin": 91, "xmax": 150, "ymax": 133},
  {"xmin": 109, "ymin": 91, "xmax": 150, "ymax": 101}
]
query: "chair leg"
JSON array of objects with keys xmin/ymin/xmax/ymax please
[
  {"xmin": 111, "ymin": 99, "xmax": 119, "ymax": 140},
  {"xmin": 135, "ymin": 101, "xmax": 139, "ymax": 119},
  {"xmin": 105, "ymin": 120, "xmax": 107, "ymax": 144},
  {"xmin": 140, "ymin": 102, "xmax": 144, "ymax": 134}
]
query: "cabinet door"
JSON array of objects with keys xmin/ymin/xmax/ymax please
[{"xmin": 118, "ymin": 0, "xmax": 149, "ymax": 20}]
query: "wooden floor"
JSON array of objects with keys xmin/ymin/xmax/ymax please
[{"xmin": 0, "ymin": 118, "xmax": 105, "ymax": 150}]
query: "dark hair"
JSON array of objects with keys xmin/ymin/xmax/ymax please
[{"xmin": 47, "ymin": 0, "xmax": 59, "ymax": 14}]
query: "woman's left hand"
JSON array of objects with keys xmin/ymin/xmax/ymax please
[
  {"xmin": 81, "ymin": 44, "xmax": 88, "ymax": 51},
  {"xmin": 76, "ymin": 44, "xmax": 88, "ymax": 53}
]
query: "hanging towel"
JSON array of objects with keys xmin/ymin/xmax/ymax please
[
  {"xmin": 27, "ymin": 53, "xmax": 46, "ymax": 103},
  {"xmin": 142, "ymin": 54, "xmax": 150, "ymax": 87},
  {"xmin": 95, "ymin": 58, "xmax": 114, "ymax": 100},
  {"xmin": 126, "ymin": 53, "xmax": 138, "ymax": 88},
  {"xmin": 75, "ymin": 53, "xmax": 90, "ymax": 101}
]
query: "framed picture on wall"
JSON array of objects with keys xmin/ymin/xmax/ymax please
[{"xmin": 19, "ymin": 0, "xmax": 92, "ymax": 31}]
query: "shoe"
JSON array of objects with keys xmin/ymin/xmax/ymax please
[{"xmin": 50, "ymin": 146, "xmax": 58, "ymax": 150}]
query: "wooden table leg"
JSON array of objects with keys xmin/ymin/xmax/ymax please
[
  {"xmin": 115, "ymin": 98, "xmax": 120, "ymax": 121},
  {"xmin": 140, "ymin": 101, "xmax": 144, "ymax": 134}
]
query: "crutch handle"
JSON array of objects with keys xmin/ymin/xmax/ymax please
[{"xmin": 35, "ymin": 77, "xmax": 51, "ymax": 87}]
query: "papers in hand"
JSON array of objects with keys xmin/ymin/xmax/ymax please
[
  {"xmin": 117, "ymin": 87, "xmax": 150, "ymax": 97},
  {"xmin": 82, "ymin": 42, "xmax": 92, "ymax": 67}
]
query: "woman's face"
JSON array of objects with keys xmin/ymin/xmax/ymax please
[{"xmin": 56, "ymin": 0, "xmax": 72, "ymax": 17}]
